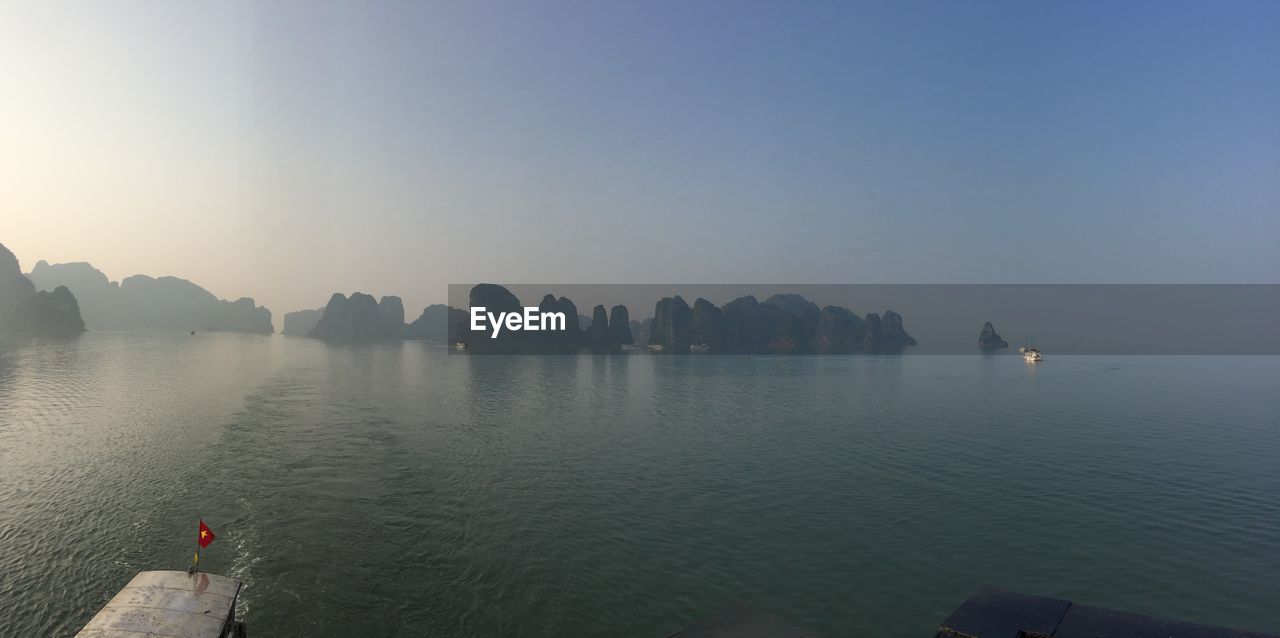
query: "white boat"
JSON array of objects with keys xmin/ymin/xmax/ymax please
[
  {"xmin": 688, "ymin": 343, "xmax": 711, "ymax": 354},
  {"xmin": 1019, "ymin": 346, "xmax": 1043, "ymax": 362}
]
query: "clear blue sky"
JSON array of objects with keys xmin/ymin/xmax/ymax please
[{"xmin": 3, "ymin": 0, "xmax": 1277, "ymax": 320}]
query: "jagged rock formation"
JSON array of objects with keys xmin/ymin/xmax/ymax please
[
  {"xmin": 460, "ymin": 286, "xmax": 629, "ymax": 353},
  {"xmin": 764, "ymin": 293, "xmax": 820, "ymax": 323},
  {"xmin": 538, "ymin": 294, "xmax": 583, "ymax": 353},
  {"xmin": 771, "ymin": 313, "xmax": 809, "ymax": 353},
  {"xmin": 879, "ymin": 310, "xmax": 917, "ymax": 349},
  {"xmin": 856, "ymin": 311, "xmax": 917, "ymax": 351},
  {"xmin": 650, "ymin": 296, "xmax": 694, "ymax": 353},
  {"xmin": 469, "ymin": 284, "xmax": 522, "ymax": 316},
  {"xmin": 24, "ymin": 261, "xmax": 114, "ymax": 325},
  {"xmin": 0, "ymin": 243, "xmax": 85, "ymax": 335},
  {"xmin": 576, "ymin": 303, "xmax": 635, "ymax": 353},
  {"xmin": 282, "ymin": 309, "xmax": 323, "ymax": 336},
  {"xmin": 404, "ymin": 304, "xmax": 469, "ymax": 342},
  {"xmin": 689, "ymin": 298, "xmax": 726, "ymax": 352},
  {"xmin": 609, "ymin": 305, "xmax": 633, "ymax": 347},
  {"xmin": 307, "ymin": 292, "xmax": 401, "ymax": 342},
  {"xmin": 379, "ymin": 296, "xmax": 406, "ymax": 338},
  {"xmin": 445, "ymin": 287, "xmax": 916, "ymax": 354},
  {"xmin": 631, "ymin": 319, "xmax": 649, "ymax": 346},
  {"xmin": 718, "ymin": 296, "xmax": 783, "ymax": 353},
  {"xmin": 300, "ymin": 284, "xmax": 916, "ymax": 354},
  {"xmin": 815, "ymin": 306, "xmax": 866, "ymax": 353},
  {"xmin": 646, "ymin": 293, "xmax": 915, "ymax": 354},
  {"xmin": 584, "ymin": 304, "xmax": 612, "ymax": 353},
  {"xmin": 26, "ymin": 259, "xmax": 271, "ymax": 333},
  {"xmin": 463, "ymin": 284, "xmax": 524, "ymax": 352},
  {"xmin": 978, "ymin": 321, "xmax": 1009, "ymax": 350},
  {"xmin": 764, "ymin": 294, "xmax": 819, "ymax": 353}
]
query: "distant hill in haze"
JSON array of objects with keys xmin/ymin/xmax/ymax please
[
  {"xmin": 27, "ymin": 260, "xmax": 272, "ymax": 334},
  {"xmin": 299, "ymin": 284, "xmax": 917, "ymax": 354},
  {"xmin": 300, "ymin": 297, "xmax": 466, "ymax": 343},
  {"xmin": 0, "ymin": 243, "xmax": 84, "ymax": 336},
  {"xmin": 643, "ymin": 292, "xmax": 914, "ymax": 354},
  {"xmin": 307, "ymin": 293, "xmax": 407, "ymax": 342},
  {"xmin": 405, "ymin": 304, "xmax": 467, "ymax": 342},
  {"xmin": 282, "ymin": 308, "xmax": 323, "ymax": 336}
]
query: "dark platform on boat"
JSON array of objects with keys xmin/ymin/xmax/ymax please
[
  {"xmin": 668, "ymin": 587, "xmax": 1276, "ymax": 638},
  {"xmin": 936, "ymin": 586, "xmax": 1278, "ymax": 638}
]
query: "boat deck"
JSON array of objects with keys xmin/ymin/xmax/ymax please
[
  {"xmin": 936, "ymin": 586, "xmax": 1277, "ymax": 638},
  {"xmin": 76, "ymin": 570, "xmax": 242, "ymax": 638}
]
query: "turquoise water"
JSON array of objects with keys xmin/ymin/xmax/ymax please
[{"xmin": 1, "ymin": 332, "xmax": 1277, "ymax": 636}]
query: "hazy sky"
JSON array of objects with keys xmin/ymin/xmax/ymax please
[{"xmin": 2, "ymin": 0, "xmax": 1277, "ymax": 325}]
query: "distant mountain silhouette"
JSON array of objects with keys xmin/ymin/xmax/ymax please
[
  {"xmin": 647, "ymin": 293, "xmax": 915, "ymax": 353},
  {"xmin": 27, "ymin": 260, "xmax": 271, "ymax": 333},
  {"xmin": 307, "ymin": 293, "xmax": 407, "ymax": 342},
  {"xmin": 282, "ymin": 308, "xmax": 323, "ymax": 336},
  {"xmin": 0, "ymin": 243, "xmax": 84, "ymax": 336},
  {"xmin": 449, "ymin": 285, "xmax": 912, "ymax": 354},
  {"xmin": 452, "ymin": 284, "xmax": 629, "ymax": 353},
  {"xmin": 583, "ymin": 304, "xmax": 611, "ymax": 353},
  {"xmin": 299, "ymin": 284, "xmax": 916, "ymax": 354},
  {"xmin": 978, "ymin": 321, "xmax": 1009, "ymax": 350},
  {"xmin": 631, "ymin": 319, "xmax": 649, "ymax": 346},
  {"xmin": 303, "ymin": 300, "xmax": 466, "ymax": 343},
  {"xmin": 609, "ymin": 305, "xmax": 633, "ymax": 347},
  {"xmin": 404, "ymin": 304, "xmax": 467, "ymax": 342}
]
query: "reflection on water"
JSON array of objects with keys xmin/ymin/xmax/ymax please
[{"xmin": 1, "ymin": 333, "xmax": 1278, "ymax": 636}]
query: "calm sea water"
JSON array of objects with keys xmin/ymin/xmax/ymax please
[{"xmin": 1, "ymin": 332, "xmax": 1277, "ymax": 637}]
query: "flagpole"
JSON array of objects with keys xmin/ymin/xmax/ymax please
[{"xmin": 191, "ymin": 516, "xmax": 201, "ymax": 575}]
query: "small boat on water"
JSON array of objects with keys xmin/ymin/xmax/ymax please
[
  {"xmin": 75, "ymin": 570, "xmax": 246, "ymax": 637},
  {"xmin": 453, "ymin": 341, "xmax": 467, "ymax": 351},
  {"xmin": 1019, "ymin": 345, "xmax": 1043, "ymax": 362},
  {"xmin": 647, "ymin": 343, "xmax": 666, "ymax": 353},
  {"xmin": 688, "ymin": 343, "xmax": 711, "ymax": 354}
]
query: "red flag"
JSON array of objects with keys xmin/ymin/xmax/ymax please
[{"xmin": 198, "ymin": 519, "xmax": 216, "ymax": 548}]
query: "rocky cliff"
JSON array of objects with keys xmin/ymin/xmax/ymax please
[
  {"xmin": 282, "ymin": 309, "xmax": 323, "ymax": 336},
  {"xmin": 646, "ymin": 293, "xmax": 915, "ymax": 354},
  {"xmin": 379, "ymin": 296, "xmax": 407, "ymax": 338},
  {"xmin": 609, "ymin": 305, "xmax": 633, "ymax": 347},
  {"xmin": 463, "ymin": 284, "xmax": 524, "ymax": 352},
  {"xmin": 584, "ymin": 304, "xmax": 612, "ymax": 353},
  {"xmin": 632, "ymin": 319, "xmax": 650, "ymax": 346},
  {"xmin": 27, "ymin": 259, "xmax": 271, "ymax": 333},
  {"xmin": 876, "ymin": 310, "xmax": 918, "ymax": 350},
  {"xmin": 405, "ymin": 304, "xmax": 469, "ymax": 342},
  {"xmin": 650, "ymin": 296, "xmax": 693, "ymax": 353},
  {"xmin": 0, "ymin": 243, "xmax": 84, "ymax": 336},
  {"xmin": 978, "ymin": 321, "xmax": 1009, "ymax": 350},
  {"xmin": 299, "ymin": 284, "xmax": 917, "ymax": 354},
  {"xmin": 308, "ymin": 292, "xmax": 400, "ymax": 342},
  {"xmin": 536, "ymin": 294, "xmax": 583, "ymax": 353},
  {"xmin": 719, "ymin": 296, "xmax": 784, "ymax": 353},
  {"xmin": 689, "ymin": 298, "xmax": 726, "ymax": 352},
  {"xmin": 815, "ymin": 306, "xmax": 866, "ymax": 353}
]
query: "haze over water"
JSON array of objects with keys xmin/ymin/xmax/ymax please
[{"xmin": 1, "ymin": 333, "xmax": 1277, "ymax": 636}]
